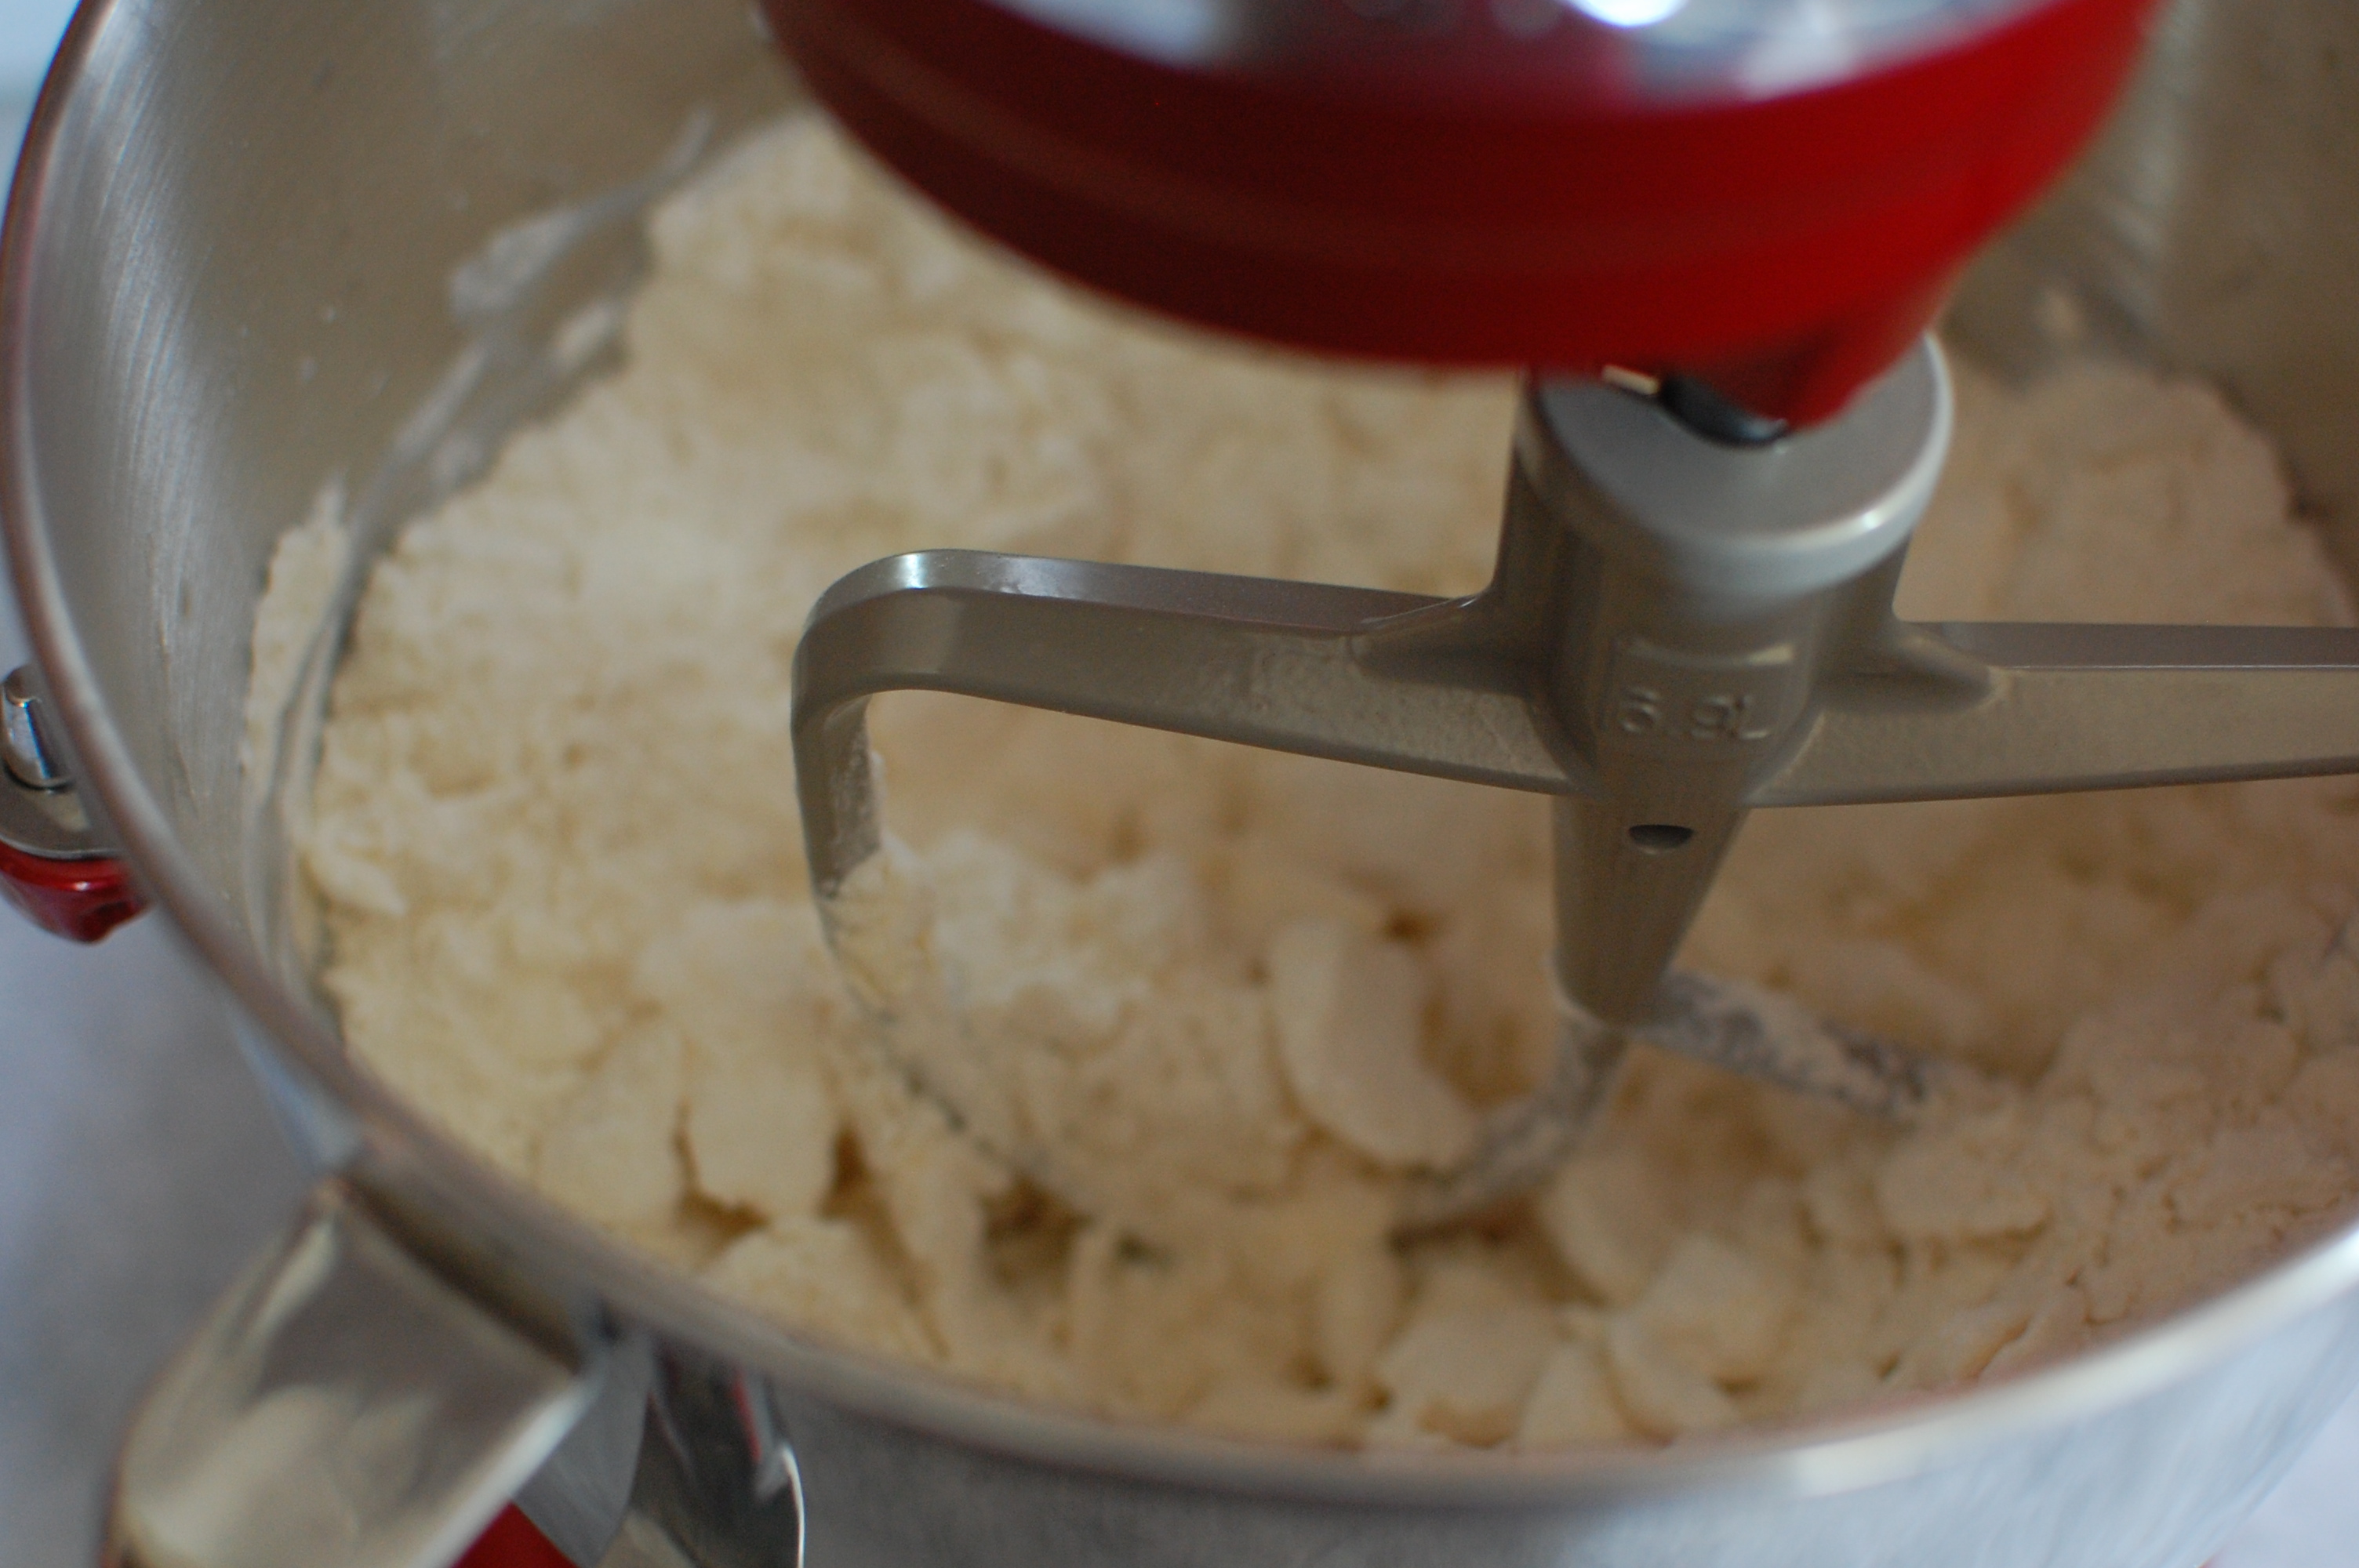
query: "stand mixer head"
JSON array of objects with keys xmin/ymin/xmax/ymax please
[
  {"xmin": 772, "ymin": 0, "xmax": 2359, "ymax": 1218},
  {"xmin": 765, "ymin": 0, "xmax": 2160, "ymax": 420}
]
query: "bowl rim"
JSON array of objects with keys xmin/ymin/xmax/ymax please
[{"xmin": 7, "ymin": 0, "xmax": 2359, "ymax": 1515}]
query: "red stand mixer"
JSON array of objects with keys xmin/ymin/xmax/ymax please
[{"xmin": 17, "ymin": 7, "xmax": 2359, "ymax": 1568}]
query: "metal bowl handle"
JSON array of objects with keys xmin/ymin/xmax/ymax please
[{"xmin": 103, "ymin": 1177, "xmax": 602, "ymax": 1568}]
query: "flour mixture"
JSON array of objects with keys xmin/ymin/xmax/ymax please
[{"xmin": 289, "ymin": 117, "xmax": 2359, "ymax": 1449}]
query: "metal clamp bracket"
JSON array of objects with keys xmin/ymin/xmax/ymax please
[{"xmin": 0, "ymin": 664, "xmax": 146, "ymax": 941}]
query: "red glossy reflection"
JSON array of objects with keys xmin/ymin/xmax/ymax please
[
  {"xmin": 455, "ymin": 1506, "xmax": 572, "ymax": 1568},
  {"xmin": 765, "ymin": 0, "xmax": 2160, "ymax": 423},
  {"xmin": 0, "ymin": 837, "xmax": 144, "ymax": 942}
]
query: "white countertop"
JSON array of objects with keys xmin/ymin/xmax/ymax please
[{"xmin": 0, "ymin": 5, "xmax": 2350, "ymax": 1561}]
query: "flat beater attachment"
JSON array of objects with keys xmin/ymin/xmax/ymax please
[{"xmin": 794, "ymin": 336, "xmax": 2359, "ymax": 1219}]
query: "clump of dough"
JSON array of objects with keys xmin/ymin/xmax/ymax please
[{"xmin": 291, "ymin": 114, "xmax": 2359, "ymax": 1450}]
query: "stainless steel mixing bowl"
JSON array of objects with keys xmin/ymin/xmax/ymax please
[{"xmin": 7, "ymin": 2, "xmax": 2359, "ymax": 1565}]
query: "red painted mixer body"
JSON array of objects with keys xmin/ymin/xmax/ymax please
[{"xmin": 764, "ymin": 0, "xmax": 2160, "ymax": 423}]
